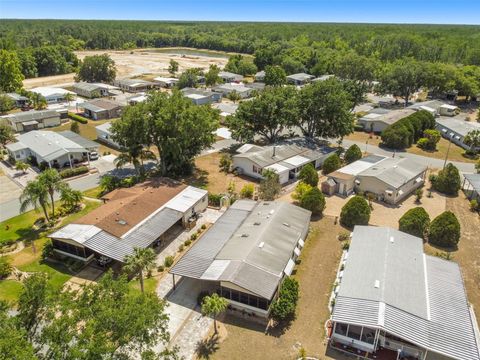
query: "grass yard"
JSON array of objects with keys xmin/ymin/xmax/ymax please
[
  {"xmin": 128, "ymin": 276, "xmax": 160, "ymax": 294},
  {"xmin": 50, "ymin": 118, "xmax": 120, "ymax": 156},
  {"xmin": 0, "ymin": 199, "xmax": 102, "ymax": 304},
  {"xmin": 190, "ymin": 152, "xmax": 257, "ymax": 194},
  {"xmin": 82, "ymin": 185, "xmax": 103, "ymax": 199},
  {"xmin": 424, "ymin": 193, "xmax": 480, "ymax": 319},
  {"xmin": 209, "ymin": 216, "xmax": 345, "ymax": 360},
  {"xmin": 345, "ymin": 131, "xmax": 382, "ymax": 148}
]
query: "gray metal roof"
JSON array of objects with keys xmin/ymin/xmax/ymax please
[
  {"xmin": 358, "ymin": 157, "xmax": 427, "ymax": 189},
  {"xmin": 436, "ymin": 117, "xmax": 480, "ymax": 137},
  {"xmin": 6, "ymin": 130, "xmax": 86, "ymax": 162},
  {"xmin": 359, "ymin": 109, "xmax": 414, "ymax": 126},
  {"xmin": 408, "ymin": 100, "xmax": 446, "ymax": 111},
  {"xmin": 6, "ymin": 110, "xmax": 58, "ymax": 124},
  {"xmin": 81, "ymin": 99, "xmax": 122, "ymax": 113},
  {"xmin": 286, "ymin": 73, "xmax": 315, "ymax": 81},
  {"xmin": 6, "ymin": 93, "xmax": 28, "ymax": 101},
  {"xmin": 464, "ymin": 173, "xmax": 480, "ymax": 194},
  {"xmin": 218, "ymin": 71, "xmax": 243, "ymax": 81},
  {"xmin": 332, "ymin": 226, "xmax": 480, "ymax": 360},
  {"xmin": 121, "ymin": 207, "xmax": 183, "ymax": 249},
  {"xmin": 59, "ymin": 131, "xmax": 99, "ymax": 150},
  {"xmin": 171, "ymin": 200, "xmax": 311, "ymax": 299},
  {"xmin": 73, "ymin": 82, "xmax": 108, "ymax": 92},
  {"xmin": 84, "ymin": 230, "xmax": 133, "ymax": 262},
  {"xmin": 234, "ymin": 138, "xmax": 336, "ymax": 169}
]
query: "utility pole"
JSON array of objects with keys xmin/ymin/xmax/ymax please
[{"xmin": 443, "ymin": 134, "xmax": 453, "ymax": 169}]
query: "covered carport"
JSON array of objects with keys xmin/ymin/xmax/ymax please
[{"xmin": 463, "ymin": 173, "xmax": 480, "ymax": 201}]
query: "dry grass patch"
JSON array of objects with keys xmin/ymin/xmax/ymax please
[{"xmin": 191, "ymin": 152, "xmax": 257, "ymax": 194}]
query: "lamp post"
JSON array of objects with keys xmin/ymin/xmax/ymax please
[{"xmin": 365, "ymin": 139, "xmax": 369, "ymax": 155}]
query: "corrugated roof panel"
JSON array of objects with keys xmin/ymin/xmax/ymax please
[{"xmin": 84, "ymin": 231, "xmax": 133, "ymax": 262}]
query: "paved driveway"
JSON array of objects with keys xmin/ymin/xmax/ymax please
[{"xmin": 0, "ymin": 176, "xmax": 22, "ymax": 203}]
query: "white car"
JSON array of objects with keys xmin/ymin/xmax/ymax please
[{"xmin": 89, "ymin": 151, "xmax": 99, "ymax": 160}]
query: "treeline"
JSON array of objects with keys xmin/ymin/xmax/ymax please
[{"xmin": 1, "ymin": 20, "xmax": 479, "ymax": 65}]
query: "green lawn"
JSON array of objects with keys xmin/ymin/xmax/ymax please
[
  {"xmin": 0, "ymin": 199, "xmax": 102, "ymax": 305},
  {"xmin": 82, "ymin": 186, "xmax": 103, "ymax": 199},
  {"xmin": 128, "ymin": 276, "xmax": 159, "ymax": 294}
]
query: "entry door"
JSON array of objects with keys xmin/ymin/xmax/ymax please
[{"xmin": 339, "ymin": 183, "xmax": 345, "ymax": 195}]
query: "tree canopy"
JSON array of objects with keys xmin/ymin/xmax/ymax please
[
  {"xmin": 340, "ymin": 195, "xmax": 371, "ymax": 228},
  {"xmin": 398, "ymin": 207, "xmax": 430, "ymax": 240},
  {"xmin": 76, "ymin": 53, "xmax": 116, "ymax": 83},
  {"xmin": 432, "ymin": 163, "xmax": 461, "ymax": 195},
  {"xmin": 344, "ymin": 144, "xmax": 362, "ymax": 164},
  {"xmin": 0, "ymin": 49, "xmax": 24, "ymax": 92},
  {"xmin": 429, "ymin": 211, "xmax": 461, "ymax": 248}
]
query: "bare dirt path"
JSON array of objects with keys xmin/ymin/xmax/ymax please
[{"xmin": 23, "ymin": 48, "xmax": 230, "ymax": 89}]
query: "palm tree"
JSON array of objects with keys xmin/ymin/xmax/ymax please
[
  {"xmin": 201, "ymin": 293, "xmax": 229, "ymax": 334},
  {"xmin": 64, "ymin": 93, "xmax": 75, "ymax": 107},
  {"xmin": 20, "ymin": 180, "xmax": 50, "ymax": 222},
  {"xmin": 38, "ymin": 169, "xmax": 65, "ymax": 218},
  {"xmin": 60, "ymin": 186, "xmax": 83, "ymax": 212},
  {"xmin": 114, "ymin": 145, "xmax": 156, "ymax": 175},
  {"xmin": 15, "ymin": 161, "xmax": 29, "ymax": 174},
  {"xmin": 123, "ymin": 248, "xmax": 156, "ymax": 293}
]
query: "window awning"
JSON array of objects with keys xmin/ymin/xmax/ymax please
[
  {"xmin": 355, "ymin": 180, "xmax": 361, "ymax": 185},
  {"xmin": 398, "ymin": 190, "xmax": 404, "ymax": 195},
  {"xmin": 415, "ymin": 177, "xmax": 423, "ymax": 183},
  {"xmin": 284, "ymin": 258, "xmax": 295, "ymax": 276},
  {"xmin": 385, "ymin": 189, "xmax": 393, "ymax": 195},
  {"xmin": 294, "ymin": 247, "xmax": 301, "ymax": 257},
  {"xmin": 298, "ymin": 238, "xmax": 305, "ymax": 248}
]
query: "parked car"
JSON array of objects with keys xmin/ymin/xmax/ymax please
[{"xmin": 89, "ymin": 151, "xmax": 99, "ymax": 160}]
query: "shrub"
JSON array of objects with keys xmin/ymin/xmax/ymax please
[
  {"xmin": 258, "ymin": 169, "xmax": 281, "ymax": 201},
  {"xmin": 184, "ymin": 239, "xmax": 192, "ymax": 246},
  {"xmin": 190, "ymin": 233, "xmax": 198, "ymax": 241},
  {"xmin": 399, "ymin": 207, "xmax": 430, "ymax": 239},
  {"xmin": 340, "ymin": 195, "xmax": 371, "ymax": 229},
  {"xmin": 298, "ymin": 163, "xmax": 319, "ymax": 187},
  {"xmin": 41, "ymin": 239, "xmax": 54, "ymax": 261},
  {"xmin": 470, "ymin": 199, "xmax": 479, "ymax": 212},
  {"xmin": 164, "ymin": 256, "xmax": 174, "ymax": 268},
  {"xmin": 0, "ymin": 257, "xmax": 12, "ymax": 279},
  {"xmin": 344, "ymin": 144, "xmax": 362, "ymax": 164},
  {"xmin": 429, "ymin": 211, "xmax": 460, "ymax": 248},
  {"xmin": 299, "ymin": 187, "xmax": 326, "ymax": 216},
  {"xmin": 338, "ymin": 231, "xmax": 350, "ymax": 241},
  {"xmin": 270, "ymin": 277, "xmax": 299, "ymax": 321},
  {"xmin": 415, "ymin": 188, "xmax": 423, "ymax": 203},
  {"xmin": 59, "ymin": 166, "xmax": 89, "ymax": 179},
  {"xmin": 416, "ymin": 137, "xmax": 429, "ymax": 150},
  {"xmin": 219, "ymin": 154, "xmax": 232, "ymax": 173},
  {"xmin": 322, "ymin": 154, "xmax": 342, "ymax": 175},
  {"xmin": 240, "ymin": 184, "xmax": 255, "ymax": 199},
  {"xmin": 381, "ymin": 110, "xmax": 435, "ymax": 150},
  {"xmin": 178, "ymin": 244, "xmax": 184, "ymax": 252},
  {"xmin": 201, "ymin": 224, "xmax": 206, "ymax": 230},
  {"xmin": 292, "ymin": 182, "xmax": 313, "ymax": 202},
  {"xmin": 68, "ymin": 112, "xmax": 88, "ymax": 124},
  {"xmin": 157, "ymin": 265, "xmax": 165, "ymax": 272},
  {"xmin": 423, "ymin": 129, "xmax": 441, "ymax": 150},
  {"xmin": 432, "ymin": 163, "xmax": 461, "ymax": 195},
  {"xmin": 208, "ymin": 193, "xmax": 222, "ymax": 207}
]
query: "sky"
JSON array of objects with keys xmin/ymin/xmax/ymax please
[{"xmin": 0, "ymin": 0, "xmax": 479, "ymax": 25}]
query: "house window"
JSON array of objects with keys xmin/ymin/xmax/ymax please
[
  {"xmin": 347, "ymin": 324, "xmax": 362, "ymax": 340},
  {"xmin": 335, "ymin": 323, "xmax": 348, "ymax": 336},
  {"xmin": 253, "ymin": 165, "xmax": 262, "ymax": 174}
]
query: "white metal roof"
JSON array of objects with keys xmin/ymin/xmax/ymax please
[
  {"xmin": 336, "ymin": 155, "xmax": 387, "ymax": 176},
  {"xmin": 186, "ymin": 93, "xmax": 206, "ymax": 100},
  {"xmin": 50, "ymin": 224, "xmax": 102, "ymax": 244},
  {"xmin": 166, "ymin": 186, "xmax": 207, "ymax": 213},
  {"xmin": 283, "ymin": 155, "xmax": 310, "ymax": 167},
  {"xmin": 153, "ymin": 77, "xmax": 178, "ymax": 83},
  {"xmin": 440, "ymin": 104, "xmax": 458, "ymax": 110},
  {"xmin": 30, "ymin": 87, "xmax": 75, "ymax": 97},
  {"xmin": 265, "ymin": 163, "xmax": 289, "ymax": 173}
]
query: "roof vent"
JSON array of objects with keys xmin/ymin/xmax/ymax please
[
  {"xmin": 258, "ymin": 242, "xmax": 264, "ymax": 248},
  {"xmin": 283, "ymin": 222, "xmax": 290, "ymax": 227},
  {"xmin": 241, "ymin": 233, "xmax": 249, "ymax": 238},
  {"xmin": 118, "ymin": 219, "xmax": 127, "ymax": 225},
  {"xmin": 374, "ymin": 280, "xmax": 380, "ymax": 288},
  {"xmin": 269, "ymin": 209, "xmax": 275, "ymax": 215},
  {"xmin": 390, "ymin": 236, "xmax": 394, "ymax": 243},
  {"xmin": 253, "ymin": 222, "xmax": 261, "ymax": 226}
]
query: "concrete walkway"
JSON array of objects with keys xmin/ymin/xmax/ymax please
[{"xmin": 152, "ymin": 208, "xmax": 222, "ymax": 359}]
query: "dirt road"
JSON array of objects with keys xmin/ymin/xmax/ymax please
[{"xmin": 23, "ymin": 48, "xmax": 230, "ymax": 89}]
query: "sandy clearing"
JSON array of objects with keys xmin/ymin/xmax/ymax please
[{"xmin": 23, "ymin": 48, "xmax": 230, "ymax": 89}]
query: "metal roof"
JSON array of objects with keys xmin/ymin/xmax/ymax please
[
  {"xmin": 408, "ymin": 100, "xmax": 446, "ymax": 112},
  {"xmin": 464, "ymin": 173, "xmax": 480, "ymax": 194},
  {"xmin": 59, "ymin": 131, "xmax": 99, "ymax": 150},
  {"xmin": 6, "ymin": 130, "xmax": 86, "ymax": 162},
  {"xmin": 234, "ymin": 138, "xmax": 336, "ymax": 169},
  {"xmin": 332, "ymin": 226, "xmax": 480, "ymax": 360},
  {"xmin": 333, "ymin": 154, "xmax": 386, "ymax": 176},
  {"xmin": 286, "ymin": 73, "xmax": 315, "ymax": 81},
  {"xmin": 84, "ymin": 230, "xmax": 134, "ymax": 262},
  {"xmin": 95, "ymin": 122, "xmax": 112, "ymax": 134},
  {"xmin": 30, "ymin": 87, "xmax": 75, "ymax": 97},
  {"xmin": 358, "ymin": 157, "xmax": 427, "ymax": 189},
  {"xmin": 436, "ymin": 117, "xmax": 480, "ymax": 137},
  {"xmin": 166, "ymin": 186, "xmax": 207, "ymax": 213},
  {"xmin": 6, "ymin": 93, "xmax": 28, "ymax": 101},
  {"xmin": 359, "ymin": 109, "xmax": 414, "ymax": 126},
  {"xmin": 50, "ymin": 224, "xmax": 102, "ymax": 245},
  {"xmin": 72, "ymin": 82, "xmax": 109, "ymax": 92},
  {"xmin": 81, "ymin": 99, "xmax": 122, "ymax": 113},
  {"xmin": 6, "ymin": 110, "xmax": 58, "ymax": 123},
  {"xmin": 171, "ymin": 200, "xmax": 311, "ymax": 299}
]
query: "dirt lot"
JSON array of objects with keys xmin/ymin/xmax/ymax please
[
  {"xmin": 23, "ymin": 48, "xmax": 230, "ymax": 89},
  {"xmin": 209, "ymin": 217, "xmax": 346, "ymax": 360},
  {"xmin": 425, "ymin": 193, "xmax": 480, "ymax": 319},
  {"xmin": 191, "ymin": 152, "xmax": 257, "ymax": 194}
]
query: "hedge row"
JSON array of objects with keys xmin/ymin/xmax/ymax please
[
  {"xmin": 59, "ymin": 166, "xmax": 89, "ymax": 179},
  {"xmin": 381, "ymin": 110, "xmax": 435, "ymax": 149},
  {"xmin": 68, "ymin": 112, "xmax": 88, "ymax": 124}
]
